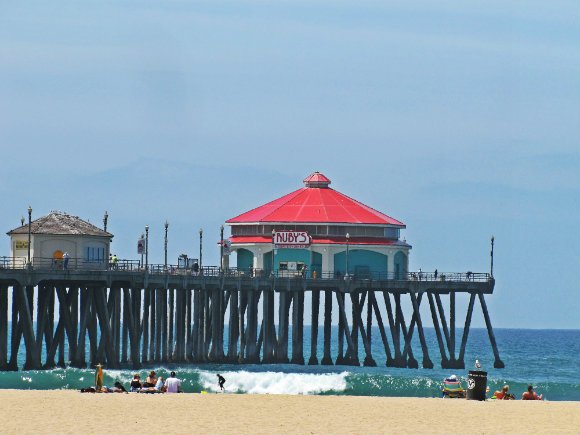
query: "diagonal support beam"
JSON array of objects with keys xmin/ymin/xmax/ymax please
[{"xmin": 335, "ymin": 292, "xmax": 357, "ymax": 365}]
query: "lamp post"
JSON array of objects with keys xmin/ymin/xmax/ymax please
[
  {"xmin": 27, "ymin": 206, "xmax": 32, "ymax": 266},
  {"xmin": 145, "ymin": 225, "xmax": 149, "ymax": 269},
  {"xmin": 164, "ymin": 221, "xmax": 169, "ymax": 269},
  {"xmin": 345, "ymin": 232, "xmax": 350, "ymax": 277},
  {"xmin": 103, "ymin": 211, "xmax": 108, "ymax": 232},
  {"xmin": 140, "ymin": 233, "xmax": 145, "ymax": 267},
  {"xmin": 199, "ymin": 228, "xmax": 203, "ymax": 273},
  {"xmin": 220, "ymin": 225, "xmax": 224, "ymax": 271},
  {"xmin": 490, "ymin": 236, "xmax": 495, "ymax": 277},
  {"xmin": 271, "ymin": 229, "xmax": 276, "ymax": 276}
]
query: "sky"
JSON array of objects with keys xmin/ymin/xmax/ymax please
[{"xmin": 0, "ymin": 0, "xmax": 579, "ymax": 328}]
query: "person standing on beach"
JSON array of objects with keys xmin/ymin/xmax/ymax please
[
  {"xmin": 165, "ymin": 371, "xmax": 182, "ymax": 393},
  {"xmin": 95, "ymin": 364, "xmax": 103, "ymax": 390},
  {"xmin": 217, "ymin": 374, "xmax": 226, "ymax": 392}
]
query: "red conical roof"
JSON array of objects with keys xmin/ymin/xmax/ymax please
[{"xmin": 226, "ymin": 172, "xmax": 404, "ymax": 226}]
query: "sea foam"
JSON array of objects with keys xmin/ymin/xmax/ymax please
[{"xmin": 198, "ymin": 370, "xmax": 349, "ymax": 395}]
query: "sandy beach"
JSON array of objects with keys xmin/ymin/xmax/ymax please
[{"xmin": 1, "ymin": 390, "xmax": 578, "ymax": 435}]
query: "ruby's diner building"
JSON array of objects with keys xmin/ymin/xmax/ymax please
[{"xmin": 225, "ymin": 172, "xmax": 411, "ymax": 279}]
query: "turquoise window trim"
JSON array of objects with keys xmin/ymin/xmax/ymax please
[
  {"xmin": 334, "ymin": 249, "xmax": 388, "ymax": 279},
  {"xmin": 394, "ymin": 251, "xmax": 407, "ymax": 279},
  {"xmin": 236, "ymin": 249, "xmax": 254, "ymax": 271}
]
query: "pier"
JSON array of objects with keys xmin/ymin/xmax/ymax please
[
  {"xmin": 0, "ymin": 172, "xmax": 505, "ymax": 371},
  {"xmin": 0, "ymin": 261, "xmax": 504, "ymax": 371}
]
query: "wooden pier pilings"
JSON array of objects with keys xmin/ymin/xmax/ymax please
[{"xmin": 0, "ymin": 269, "xmax": 504, "ymax": 371}]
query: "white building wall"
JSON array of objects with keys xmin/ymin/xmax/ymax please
[{"xmin": 9, "ymin": 234, "xmax": 110, "ymax": 269}]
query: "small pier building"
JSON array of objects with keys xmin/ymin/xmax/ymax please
[
  {"xmin": 7, "ymin": 211, "xmax": 112, "ymax": 269},
  {"xmin": 227, "ymin": 172, "xmax": 410, "ymax": 279}
]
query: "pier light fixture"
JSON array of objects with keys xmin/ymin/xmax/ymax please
[
  {"xmin": 140, "ymin": 233, "xmax": 145, "ymax": 267},
  {"xmin": 27, "ymin": 206, "xmax": 32, "ymax": 266},
  {"xmin": 220, "ymin": 225, "xmax": 224, "ymax": 271},
  {"xmin": 345, "ymin": 232, "xmax": 350, "ymax": 278},
  {"xmin": 145, "ymin": 225, "xmax": 149, "ymax": 269},
  {"xmin": 271, "ymin": 229, "xmax": 276, "ymax": 276},
  {"xmin": 164, "ymin": 221, "xmax": 169, "ymax": 269},
  {"xmin": 490, "ymin": 236, "xmax": 495, "ymax": 277},
  {"xmin": 199, "ymin": 228, "xmax": 203, "ymax": 273},
  {"xmin": 103, "ymin": 211, "xmax": 108, "ymax": 232}
]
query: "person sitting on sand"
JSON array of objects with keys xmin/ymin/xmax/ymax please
[
  {"xmin": 112, "ymin": 381, "xmax": 127, "ymax": 393},
  {"xmin": 143, "ymin": 371, "xmax": 157, "ymax": 387},
  {"xmin": 493, "ymin": 385, "xmax": 515, "ymax": 400},
  {"xmin": 522, "ymin": 385, "xmax": 543, "ymax": 400},
  {"xmin": 165, "ymin": 371, "xmax": 182, "ymax": 394},
  {"xmin": 442, "ymin": 374, "xmax": 465, "ymax": 398},
  {"xmin": 155, "ymin": 377, "xmax": 166, "ymax": 393},
  {"xmin": 80, "ymin": 387, "xmax": 97, "ymax": 393},
  {"xmin": 130, "ymin": 374, "xmax": 142, "ymax": 392}
]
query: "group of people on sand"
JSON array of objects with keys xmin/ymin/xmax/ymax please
[
  {"xmin": 130, "ymin": 371, "xmax": 182, "ymax": 393},
  {"xmin": 81, "ymin": 368, "xmax": 227, "ymax": 394},
  {"xmin": 493, "ymin": 384, "xmax": 543, "ymax": 400},
  {"xmin": 442, "ymin": 375, "xmax": 543, "ymax": 400}
]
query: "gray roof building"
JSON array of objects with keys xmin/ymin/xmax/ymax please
[{"xmin": 7, "ymin": 211, "xmax": 113, "ymax": 238}]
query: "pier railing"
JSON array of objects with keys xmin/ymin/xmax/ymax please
[{"xmin": 0, "ymin": 256, "xmax": 491, "ymax": 282}]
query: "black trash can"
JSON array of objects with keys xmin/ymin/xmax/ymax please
[{"xmin": 466, "ymin": 370, "xmax": 487, "ymax": 401}]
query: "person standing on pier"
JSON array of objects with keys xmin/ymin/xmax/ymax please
[{"xmin": 63, "ymin": 252, "xmax": 69, "ymax": 269}]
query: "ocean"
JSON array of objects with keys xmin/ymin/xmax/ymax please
[{"xmin": 1, "ymin": 327, "xmax": 578, "ymax": 401}]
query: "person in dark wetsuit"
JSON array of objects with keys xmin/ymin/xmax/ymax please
[{"xmin": 216, "ymin": 374, "xmax": 226, "ymax": 391}]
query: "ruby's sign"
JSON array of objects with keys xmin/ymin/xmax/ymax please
[{"xmin": 273, "ymin": 231, "xmax": 310, "ymax": 248}]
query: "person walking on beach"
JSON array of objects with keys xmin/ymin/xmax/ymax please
[
  {"xmin": 522, "ymin": 385, "xmax": 543, "ymax": 400},
  {"xmin": 217, "ymin": 374, "xmax": 226, "ymax": 392},
  {"xmin": 165, "ymin": 371, "xmax": 182, "ymax": 393}
]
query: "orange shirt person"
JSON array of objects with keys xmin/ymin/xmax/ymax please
[
  {"xmin": 521, "ymin": 385, "xmax": 543, "ymax": 400},
  {"xmin": 494, "ymin": 385, "xmax": 514, "ymax": 400}
]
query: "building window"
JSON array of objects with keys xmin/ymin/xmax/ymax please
[
  {"xmin": 384, "ymin": 228, "xmax": 400, "ymax": 239},
  {"xmin": 85, "ymin": 247, "xmax": 105, "ymax": 263}
]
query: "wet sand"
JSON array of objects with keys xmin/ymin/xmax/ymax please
[{"xmin": 1, "ymin": 390, "xmax": 578, "ymax": 435}]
